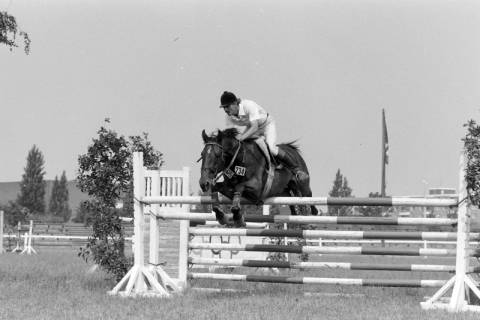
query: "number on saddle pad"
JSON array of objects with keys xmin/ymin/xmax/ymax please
[{"xmin": 234, "ymin": 166, "xmax": 246, "ymax": 176}]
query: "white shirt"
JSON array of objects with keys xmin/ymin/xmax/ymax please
[{"xmin": 225, "ymin": 99, "xmax": 269, "ymax": 129}]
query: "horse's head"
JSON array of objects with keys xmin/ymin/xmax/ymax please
[{"xmin": 199, "ymin": 128, "xmax": 239, "ymax": 192}]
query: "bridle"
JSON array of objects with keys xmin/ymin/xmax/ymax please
[{"xmin": 198, "ymin": 140, "xmax": 242, "ymax": 185}]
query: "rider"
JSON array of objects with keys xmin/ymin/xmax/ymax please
[{"xmin": 219, "ymin": 91, "xmax": 309, "ymax": 182}]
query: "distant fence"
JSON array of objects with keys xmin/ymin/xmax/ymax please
[{"xmin": 1, "ymin": 220, "xmax": 134, "ymax": 251}]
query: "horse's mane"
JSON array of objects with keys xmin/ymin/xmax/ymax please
[
  {"xmin": 279, "ymin": 141, "xmax": 300, "ymax": 152},
  {"xmin": 220, "ymin": 128, "xmax": 239, "ymax": 139},
  {"xmin": 218, "ymin": 128, "xmax": 301, "ymax": 153}
]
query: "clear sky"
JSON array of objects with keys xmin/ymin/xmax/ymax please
[{"xmin": 1, "ymin": 0, "xmax": 479, "ymax": 198}]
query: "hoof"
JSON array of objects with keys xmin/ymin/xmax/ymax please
[
  {"xmin": 233, "ymin": 214, "xmax": 246, "ymax": 228},
  {"xmin": 213, "ymin": 208, "xmax": 229, "ymax": 225},
  {"xmin": 233, "ymin": 219, "xmax": 246, "ymax": 228}
]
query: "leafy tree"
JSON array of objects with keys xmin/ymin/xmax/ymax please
[
  {"xmin": 0, "ymin": 11, "xmax": 30, "ymax": 54},
  {"xmin": 72, "ymin": 200, "xmax": 93, "ymax": 224},
  {"xmin": 77, "ymin": 124, "xmax": 163, "ymax": 280},
  {"xmin": 463, "ymin": 120, "xmax": 480, "ymax": 207},
  {"xmin": 49, "ymin": 171, "xmax": 72, "ymax": 222},
  {"xmin": 48, "ymin": 176, "xmax": 60, "ymax": 215},
  {"xmin": 0, "ymin": 201, "xmax": 29, "ymax": 226},
  {"xmin": 328, "ymin": 169, "xmax": 353, "ymax": 216},
  {"xmin": 17, "ymin": 145, "xmax": 46, "ymax": 215},
  {"xmin": 57, "ymin": 171, "xmax": 72, "ymax": 222}
]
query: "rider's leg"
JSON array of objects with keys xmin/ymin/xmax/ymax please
[
  {"xmin": 264, "ymin": 121, "xmax": 309, "ymax": 182},
  {"xmin": 276, "ymin": 148, "xmax": 309, "ymax": 182}
]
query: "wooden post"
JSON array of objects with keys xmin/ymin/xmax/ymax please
[
  {"xmin": 149, "ymin": 170, "xmax": 161, "ymax": 271},
  {"xmin": 177, "ymin": 166, "xmax": 191, "ymax": 288},
  {"xmin": 109, "ymin": 152, "xmax": 174, "ymax": 297},
  {"xmin": 421, "ymin": 153, "xmax": 480, "ymax": 312},
  {"xmin": 448, "ymin": 152, "xmax": 478, "ymax": 311},
  {"xmin": 11, "ymin": 221, "xmax": 22, "ymax": 253},
  {"xmin": 20, "ymin": 220, "xmax": 37, "ymax": 255}
]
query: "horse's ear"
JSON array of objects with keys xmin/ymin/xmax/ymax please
[
  {"xmin": 202, "ymin": 129, "xmax": 209, "ymax": 142},
  {"xmin": 216, "ymin": 129, "xmax": 223, "ymax": 141}
]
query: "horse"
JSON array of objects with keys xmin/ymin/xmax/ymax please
[{"xmin": 199, "ymin": 128, "xmax": 318, "ymax": 227}]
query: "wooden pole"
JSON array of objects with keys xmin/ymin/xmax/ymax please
[
  {"xmin": 381, "ymin": 109, "xmax": 388, "ymax": 197},
  {"xmin": 149, "ymin": 170, "xmax": 161, "ymax": 271},
  {"xmin": 177, "ymin": 166, "xmax": 191, "ymax": 288}
]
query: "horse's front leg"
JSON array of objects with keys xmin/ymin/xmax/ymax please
[
  {"xmin": 212, "ymin": 206, "xmax": 229, "ymax": 225},
  {"xmin": 231, "ymin": 180, "xmax": 262, "ymax": 227},
  {"xmin": 231, "ymin": 192, "xmax": 245, "ymax": 227},
  {"xmin": 211, "ymin": 183, "xmax": 233, "ymax": 226},
  {"xmin": 231, "ymin": 186, "xmax": 246, "ymax": 228}
]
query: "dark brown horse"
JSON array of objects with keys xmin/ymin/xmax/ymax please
[{"xmin": 199, "ymin": 128, "xmax": 318, "ymax": 227}]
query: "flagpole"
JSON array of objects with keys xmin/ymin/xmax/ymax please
[{"xmin": 381, "ymin": 109, "xmax": 387, "ymax": 197}]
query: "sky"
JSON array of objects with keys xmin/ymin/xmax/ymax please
[{"xmin": 1, "ymin": 0, "xmax": 479, "ymax": 198}]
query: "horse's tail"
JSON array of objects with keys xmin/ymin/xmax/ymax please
[{"xmin": 278, "ymin": 142, "xmax": 309, "ymax": 173}]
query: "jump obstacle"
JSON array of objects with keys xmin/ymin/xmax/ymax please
[
  {"xmin": 109, "ymin": 152, "xmax": 480, "ymax": 313},
  {"xmin": 1, "ymin": 220, "xmax": 37, "ymax": 254}
]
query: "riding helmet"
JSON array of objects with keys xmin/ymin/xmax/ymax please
[{"xmin": 219, "ymin": 91, "xmax": 238, "ymax": 108}]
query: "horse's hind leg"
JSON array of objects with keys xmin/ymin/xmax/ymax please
[{"xmin": 292, "ymin": 180, "xmax": 319, "ymax": 216}]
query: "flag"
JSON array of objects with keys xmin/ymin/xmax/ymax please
[{"xmin": 382, "ymin": 109, "xmax": 389, "ymax": 165}]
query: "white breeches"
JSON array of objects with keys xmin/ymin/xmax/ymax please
[{"xmin": 262, "ymin": 119, "xmax": 278, "ymax": 155}]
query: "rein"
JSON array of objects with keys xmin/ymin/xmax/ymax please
[{"xmin": 203, "ymin": 140, "xmax": 242, "ymax": 184}]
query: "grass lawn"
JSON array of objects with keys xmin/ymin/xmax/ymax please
[{"xmin": 0, "ymin": 250, "xmax": 478, "ymax": 320}]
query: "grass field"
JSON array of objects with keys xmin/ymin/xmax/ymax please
[{"xmin": 0, "ymin": 249, "xmax": 479, "ymax": 320}]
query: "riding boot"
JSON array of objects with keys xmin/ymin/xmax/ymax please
[{"xmin": 276, "ymin": 148, "xmax": 309, "ymax": 182}]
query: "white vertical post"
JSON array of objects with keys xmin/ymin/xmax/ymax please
[
  {"xmin": 449, "ymin": 153, "xmax": 470, "ymax": 311},
  {"xmin": 132, "ymin": 153, "xmax": 146, "ymax": 292},
  {"xmin": 422, "ymin": 152, "xmax": 480, "ymax": 312},
  {"xmin": 20, "ymin": 220, "xmax": 36, "ymax": 255},
  {"xmin": 0, "ymin": 210, "xmax": 4, "ymax": 254},
  {"xmin": 177, "ymin": 166, "xmax": 191, "ymax": 288},
  {"xmin": 149, "ymin": 171, "xmax": 161, "ymax": 269},
  {"xmin": 110, "ymin": 152, "xmax": 174, "ymax": 297}
]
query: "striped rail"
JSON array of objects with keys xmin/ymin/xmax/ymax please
[
  {"xmin": 187, "ymin": 242, "xmax": 465, "ymax": 256},
  {"xmin": 188, "ymin": 273, "xmax": 447, "ymax": 288},
  {"xmin": 142, "ymin": 194, "xmax": 458, "ymax": 207},
  {"xmin": 154, "ymin": 211, "xmax": 457, "ymax": 226},
  {"xmin": 189, "ymin": 227, "xmax": 479, "ymax": 240},
  {"xmin": 189, "ymin": 257, "xmax": 462, "ymax": 272}
]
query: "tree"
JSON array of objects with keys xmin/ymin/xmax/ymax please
[
  {"xmin": 17, "ymin": 145, "xmax": 46, "ymax": 215},
  {"xmin": 0, "ymin": 201, "xmax": 29, "ymax": 227},
  {"xmin": 57, "ymin": 171, "xmax": 72, "ymax": 222},
  {"xmin": 0, "ymin": 11, "xmax": 30, "ymax": 54},
  {"xmin": 77, "ymin": 124, "xmax": 163, "ymax": 280},
  {"xmin": 463, "ymin": 120, "xmax": 480, "ymax": 207},
  {"xmin": 328, "ymin": 169, "xmax": 353, "ymax": 216},
  {"xmin": 49, "ymin": 171, "xmax": 72, "ymax": 222},
  {"xmin": 72, "ymin": 201, "xmax": 93, "ymax": 224},
  {"xmin": 48, "ymin": 176, "xmax": 60, "ymax": 215}
]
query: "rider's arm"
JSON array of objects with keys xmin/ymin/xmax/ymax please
[{"xmin": 237, "ymin": 120, "xmax": 259, "ymax": 141}]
